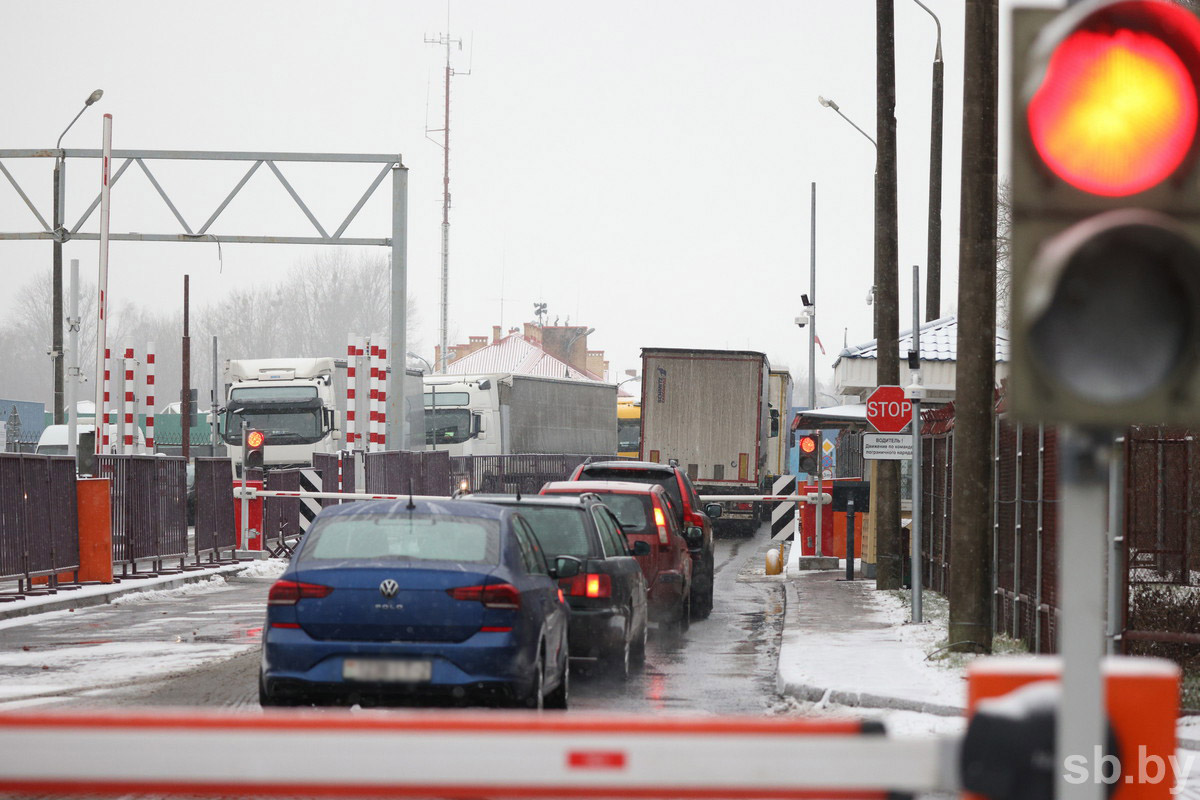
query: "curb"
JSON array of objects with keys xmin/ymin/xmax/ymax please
[
  {"xmin": 776, "ymin": 580, "xmax": 966, "ymax": 718},
  {"xmin": 0, "ymin": 563, "xmax": 256, "ymax": 623}
]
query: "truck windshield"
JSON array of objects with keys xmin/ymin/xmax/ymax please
[
  {"xmin": 223, "ymin": 409, "xmax": 323, "ymax": 445},
  {"xmin": 425, "ymin": 408, "xmax": 472, "ymax": 445}
]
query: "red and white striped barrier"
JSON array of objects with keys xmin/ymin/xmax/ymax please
[
  {"xmin": 144, "ymin": 342, "xmax": 155, "ymax": 453},
  {"xmin": 101, "ymin": 347, "xmax": 112, "ymax": 451},
  {"xmin": 377, "ymin": 344, "xmax": 388, "ymax": 451},
  {"xmin": 234, "ymin": 487, "xmax": 448, "ymax": 502},
  {"xmin": 122, "ymin": 345, "xmax": 135, "ymax": 455},
  {"xmin": 345, "ymin": 336, "xmax": 360, "ymax": 450},
  {"xmin": 0, "ymin": 709, "xmax": 951, "ymax": 798},
  {"xmin": 369, "ymin": 341, "xmax": 381, "ymax": 451}
]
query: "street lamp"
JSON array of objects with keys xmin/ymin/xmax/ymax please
[
  {"xmin": 407, "ymin": 351, "xmax": 434, "ymax": 374},
  {"xmin": 563, "ymin": 327, "xmax": 595, "ymax": 377},
  {"xmin": 818, "ymin": 94, "xmax": 878, "ymax": 341},
  {"xmin": 910, "ymin": 0, "xmax": 944, "ymax": 321},
  {"xmin": 52, "ymin": 89, "xmax": 104, "ymax": 425},
  {"xmin": 817, "ymin": 95, "xmax": 878, "ymax": 153}
]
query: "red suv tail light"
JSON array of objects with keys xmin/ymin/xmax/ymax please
[
  {"xmin": 267, "ymin": 580, "xmax": 333, "ymax": 606},
  {"xmin": 448, "ymin": 582, "xmax": 522, "ymax": 609},
  {"xmin": 560, "ymin": 573, "xmax": 612, "ymax": 599},
  {"xmin": 653, "ymin": 504, "xmax": 670, "ymax": 544}
]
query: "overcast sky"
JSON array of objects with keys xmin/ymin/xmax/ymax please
[{"xmin": 1, "ymin": 1, "xmax": 1056, "ymax": 390}]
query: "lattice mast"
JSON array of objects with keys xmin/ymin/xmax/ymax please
[{"xmin": 425, "ymin": 29, "xmax": 470, "ymax": 372}]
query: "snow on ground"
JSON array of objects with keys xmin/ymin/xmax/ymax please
[
  {"xmin": 111, "ymin": 575, "xmax": 231, "ymax": 605},
  {"xmin": 0, "ymin": 641, "xmax": 248, "ymax": 703}
]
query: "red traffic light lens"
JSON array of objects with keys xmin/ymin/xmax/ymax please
[
  {"xmin": 798, "ymin": 436, "xmax": 817, "ymax": 454},
  {"xmin": 1027, "ymin": 1, "xmax": 1200, "ymax": 196},
  {"xmin": 246, "ymin": 430, "xmax": 265, "ymax": 449}
]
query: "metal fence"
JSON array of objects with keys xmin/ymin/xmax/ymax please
[
  {"xmin": 0, "ymin": 454, "xmax": 80, "ymax": 596},
  {"xmin": 916, "ymin": 406, "xmax": 1200, "ymax": 706},
  {"xmin": 450, "ymin": 454, "xmax": 618, "ymax": 496},
  {"xmin": 365, "ymin": 450, "xmax": 453, "ymax": 496},
  {"xmin": 1120, "ymin": 426, "xmax": 1200, "ymax": 710},
  {"xmin": 96, "ymin": 455, "xmax": 189, "ymax": 574},
  {"xmin": 194, "ymin": 457, "xmax": 238, "ymax": 562}
]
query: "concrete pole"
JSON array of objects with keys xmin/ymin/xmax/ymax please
[
  {"xmin": 66, "ymin": 259, "xmax": 80, "ymax": 458},
  {"xmin": 910, "ymin": 264, "xmax": 923, "ymax": 623},
  {"xmin": 388, "ymin": 164, "xmax": 409, "ymax": 450}
]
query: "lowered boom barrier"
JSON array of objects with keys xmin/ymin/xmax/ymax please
[
  {"xmin": 0, "ymin": 709, "xmax": 955, "ymax": 798},
  {"xmin": 698, "ymin": 494, "xmax": 831, "ymax": 504},
  {"xmin": 234, "ymin": 489, "xmax": 833, "ymax": 505}
]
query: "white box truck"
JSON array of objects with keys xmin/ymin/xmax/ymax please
[
  {"xmin": 423, "ymin": 373, "xmax": 617, "ymax": 456},
  {"xmin": 222, "ymin": 358, "xmax": 340, "ymax": 470},
  {"xmin": 766, "ymin": 369, "xmax": 795, "ymax": 482},
  {"xmin": 639, "ymin": 348, "xmax": 770, "ymax": 533}
]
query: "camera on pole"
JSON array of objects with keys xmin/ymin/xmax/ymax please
[{"xmin": 1010, "ymin": 0, "xmax": 1200, "ymax": 426}]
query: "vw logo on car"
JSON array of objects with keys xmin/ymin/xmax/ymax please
[{"xmin": 379, "ymin": 579, "xmax": 399, "ymax": 598}]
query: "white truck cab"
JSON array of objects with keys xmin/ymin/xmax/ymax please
[{"xmin": 222, "ymin": 358, "xmax": 340, "ymax": 470}]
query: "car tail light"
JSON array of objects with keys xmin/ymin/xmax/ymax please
[
  {"xmin": 737, "ymin": 502, "xmax": 753, "ymax": 511},
  {"xmin": 448, "ymin": 582, "xmax": 521, "ymax": 609},
  {"xmin": 267, "ymin": 580, "xmax": 333, "ymax": 606},
  {"xmin": 561, "ymin": 573, "xmax": 612, "ymax": 598},
  {"xmin": 653, "ymin": 504, "xmax": 669, "ymax": 544}
]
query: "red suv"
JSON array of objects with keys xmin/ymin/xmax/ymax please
[
  {"xmin": 568, "ymin": 460, "xmax": 721, "ymax": 619},
  {"xmin": 541, "ymin": 480, "xmax": 696, "ymax": 634}
]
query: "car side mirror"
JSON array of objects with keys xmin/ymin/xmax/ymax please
[
  {"xmin": 552, "ymin": 555, "xmax": 582, "ymax": 580},
  {"xmin": 704, "ymin": 503, "xmax": 723, "ymax": 519},
  {"xmin": 685, "ymin": 526, "xmax": 704, "ymax": 548},
  {"xmin": 631, "ymin": 540, "xmax": 651, "ymax": 556}
]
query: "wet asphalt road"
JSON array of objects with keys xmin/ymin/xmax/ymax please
[{"xmin": 0, "ymin": 522, "xmax": 785, "ymax": 713}]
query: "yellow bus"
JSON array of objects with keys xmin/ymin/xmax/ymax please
[{"xmin": 617, "ymin": 397, "xmax": 642, "ymax": 458}]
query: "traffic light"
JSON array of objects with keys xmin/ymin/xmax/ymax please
[
  {"xmin": 1010, "ymin": 0, "xmax": 1200, "ymax": 426},
  {"xmin": 797, "ymin": 434, "xmax": 819, "ymax": 475},
  {"xmin": 245, "ymin": 429, "xmax": 266, "ymax": 470}
]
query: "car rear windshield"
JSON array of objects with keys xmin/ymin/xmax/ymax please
[
  {"xmin": 510, "ymin": 506, "xmax": 593, "ymax": 559},
  {"xmin": 594, "ymin": 494, "xmax": 653, "ymax": 535},
  {"xmin": 298, "ymin": 514, "xmax": 500, "ymax": 564},
  {"xmin": 580, "ymin": 467, "xmax": 682, "ymax": 513}
]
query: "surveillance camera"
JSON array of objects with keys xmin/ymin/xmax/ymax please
[
  {"xmin": 866, "ymin": 286, "xmax": 876, "ymax": 306},
  {"xmin": 794, "ymin": 316, "xmax": 808, "ymax": 328}
]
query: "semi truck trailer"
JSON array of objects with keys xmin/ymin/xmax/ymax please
[{"xmin": 639, "ymin": 348, "xmax": 771, "ymax": 533}]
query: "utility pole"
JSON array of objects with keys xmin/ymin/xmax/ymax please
[
  {"xmin": 948, "ymin": 0, "xmax": 999, "ymax": 653},
  {"xmin": 875, "ymin": 0, "xmax": 903, "ymax": 591},
  {"xmin": 912, "ymin": 0, "xmax": 944, "ymax": 321},
  {"xmin": 425, "ymin": 30, "xmax": 470, "ymax": 373}
]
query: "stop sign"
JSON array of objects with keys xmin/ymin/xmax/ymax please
[{"xmin": 866, "ymin": 385, "xmax": 912, "ymax": 433}]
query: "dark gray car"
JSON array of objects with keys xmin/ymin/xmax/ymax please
[{"xmin": 461, "ymin": 493, "xmax": 650, "ymax": 680}]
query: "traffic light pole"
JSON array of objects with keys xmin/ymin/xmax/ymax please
[
  {"xmin": 1057, "ymin": 428, "xmax": 1110, "ymax": 800},
  {"xmin": 240, "ymin": 419, "xmax": 249, "ymax": 551}
]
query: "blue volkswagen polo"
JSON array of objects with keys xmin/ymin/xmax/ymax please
[{"xmin": 259, "ymin": 498, "xmax": 575, "ymax": 709}]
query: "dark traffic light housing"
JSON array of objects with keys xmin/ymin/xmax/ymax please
[
  {"xmin": 1010, "ymin": 0, "xmax": 1200, "ymax": 426},
  {"xmin": 797, "ymin": 434, "xmax": 819, "ymax": 475},
  {"xmin": 245, "ymin": 429, "xmax": 266, "ymax": 470}
]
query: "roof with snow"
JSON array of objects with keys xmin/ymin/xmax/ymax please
[
  {"xmin": 833, "ymin": 315, "xmax": 1010, "ymax": 366},
  {"xmin": 442, "ymin": 334, "xmax": 604, "ymax": 381}
]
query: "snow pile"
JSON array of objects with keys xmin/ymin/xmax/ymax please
[
  {"xmin": 235, "ymin": 559, "xmax": 289, "ymax": 579},
  {"xmin": 111, "ymin": 575, "xmax": 228, "ymax": 605}
]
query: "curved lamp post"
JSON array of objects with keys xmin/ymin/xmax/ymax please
[{"xmin": 52, "ymin": 89, "xmax": 104, "ymax": 424}]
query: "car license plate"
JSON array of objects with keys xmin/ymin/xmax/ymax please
[{"xmin": 342, "ymin": 658, "xmax": 432, "ymax": 683}]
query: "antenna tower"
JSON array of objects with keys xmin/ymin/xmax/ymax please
[{"xmin": 425, "ymin": 29, "xmax": 470, "ymax": 372}]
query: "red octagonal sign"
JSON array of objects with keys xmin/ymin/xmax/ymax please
[{"xmin": 866, "ymin": 385, "xmax": 912, "ymax": 434}]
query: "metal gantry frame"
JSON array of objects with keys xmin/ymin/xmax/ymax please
[{"xmin": 0, "ymin": 147, "xmax": 412, "ymax": 449}]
